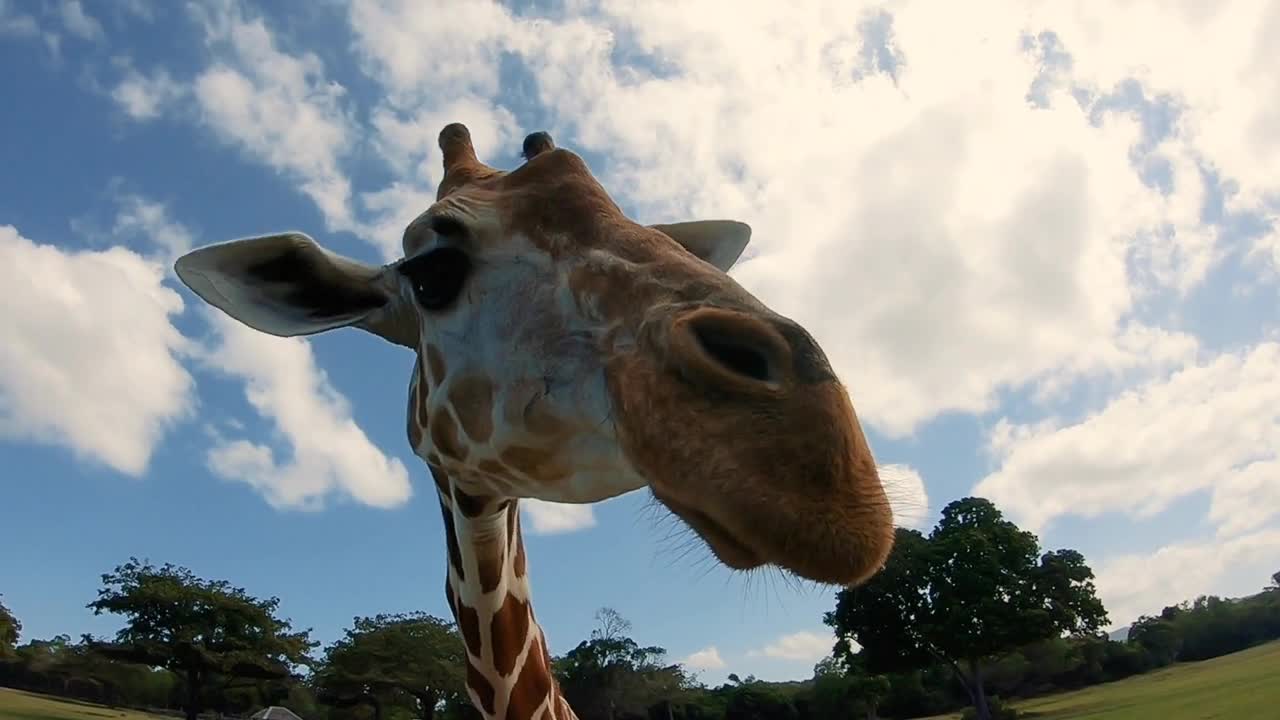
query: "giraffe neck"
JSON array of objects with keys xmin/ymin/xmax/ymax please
[{"xmin": 435, "ymin": 473, "xmax": 578, "ymax": 720}]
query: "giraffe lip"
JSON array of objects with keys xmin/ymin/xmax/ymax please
[{"xmin": 653, "ymin": 492, "xmax": 762, "ymax": 570}]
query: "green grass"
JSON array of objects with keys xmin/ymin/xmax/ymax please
[
  {"xmin": 918, "ymin": 640, "xmax": 1280, "ymax": 720},
  {"xmin": 0, "ymin": 688, "xmax": 168, "ymax": 720},
  {"xmin": 3, "ymin": 642, "xmax": 1276, "ymax": 720}
]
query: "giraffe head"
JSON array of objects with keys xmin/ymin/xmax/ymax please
[{"xmin": 174, "ymin": 123, "xmax": 893, "ymax": 586}]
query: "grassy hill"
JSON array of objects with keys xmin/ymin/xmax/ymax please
[
  {"xmin": 0, "ymin": 688, "xmax": 167, "ymax": 720},
  {"xmin": 919, "ymin": 639, "xmax": 1280, "ymax": 719}
]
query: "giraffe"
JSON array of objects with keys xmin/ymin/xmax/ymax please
[{"xmin": 172, "ymin": 123, "xmax": 894, "ymax": 720}]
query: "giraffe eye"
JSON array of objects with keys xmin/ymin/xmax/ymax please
[{"xmin": 399, "ymin": 246, "xmax": 471, "ymax": 311}]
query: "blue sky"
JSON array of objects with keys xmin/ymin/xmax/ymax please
[{"xmin": 3, "ymin": 0, "xmax": 1279, "ymax": 684}]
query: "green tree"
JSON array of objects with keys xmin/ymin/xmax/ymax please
[
  {"xmin": 0, "ymin": 594, "xmax": 19, "ymax": 658},
  {"xmin": 722, "ymin": 683, "xmax": 797, "ymax": 720},
  {"xmin": 85, "ymin": 558, "xmax": 315, "ymax": 720},
  {"xmin": 554, "ymin": 608, "xmax": 693, "ymax": 719},
  {"xmin": 811, "ymin": 655, "xmax": 889, "ymax": 720},
  {"xmin": 314, "ymin": 612, "xmax": 467, "ymax": 720},
  {"xmin": 825, "ymin": 497, "xmax": 1108, "ymax": 720}
]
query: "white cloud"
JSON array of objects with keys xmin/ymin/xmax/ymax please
[
  {"xmin": 187, "ymin": 1, "xmax": 357, "ymax": 233},
  {"xmin": 681, "ymin": 646, "xmax": 726, "ymax": 670},
  {"xmin": 747, "ymin": 630, "xmax": 835, "ymax": 663},
  {"xmin": 111, "ymin": 66, "xmax": 184, "ymax": 120},
  {"xmin": 346, "ymin": 0, "xmax": 515, "ymax": 105},
  {"xmin": 58, "ymin": 0, "xmax": 102, "ymax": 41},
  {"xmin": 0, "ymin": 225, "xmax": 194, "ymax": 475},
  {"xmin": 1095, "ymin": 527, "xmax": 1280, "ymax": 628},
  {"xmin": 341, "ymin": 0, "xmax": 1247, "ymax": 437},
  {"xmin": 108, "ymin": 194, "xmax": 194, "ymax": 264},
  {"xmin": 878, "ymin": 463, "xmax": 932, "ymax": 530},
  {"xmin": 54, "ymin": 1, "xmax": 1280, "ymax": 565},
  {"xmin": 0, "ymin": 208, "xmax": 408, "ymax": 513},
  {"xmin": 196, "ymin": 311, "xmax": 413, "ymax": 511},
  {"xmin": 358, "ymin": 98, "xmax": 521, "ymax": 260},
  {"xmin": 521, "ymin": 500, "xmax": 596, "ymax": 535},
  {"xmin": 975, "ymin": 343, "xmax": 1280, "ymax": 537}
]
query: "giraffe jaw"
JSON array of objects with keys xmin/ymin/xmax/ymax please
[{"xmin": 653, "ymin": 490, "xmax": 763, "ymax": 571}]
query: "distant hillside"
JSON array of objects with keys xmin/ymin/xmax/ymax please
[{"xmin": 1108, "ymin": 625, "xmax": 1131, "ymax": 642}]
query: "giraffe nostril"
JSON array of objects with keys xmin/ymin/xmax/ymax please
[
  {"xmin": 691, "ymin": 324, "xmax": 773, "ymax": 383},
  {"xmin": 671, "ymin": 308, "xmax": 791, "ymax": 391}
]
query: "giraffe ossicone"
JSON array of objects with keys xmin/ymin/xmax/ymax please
[{"xmin": 173, "ymin": 122, "xmax": 894, "ymax": 720}]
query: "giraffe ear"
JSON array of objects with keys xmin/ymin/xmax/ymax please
[
  {"xmin": 650, "ymin": 220, "xmax": 752, "ymax": 272},
  {"xmin": 173, "ymin": 232, "xmax": 418, "ymax": 349}
]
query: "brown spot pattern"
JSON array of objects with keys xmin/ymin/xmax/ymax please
[
  {"xmin": 426, "ymin": 343, "xmax": 447, "ymax": 386},
  {"xmin": 500, "ymin": 445, "xmax": 569, "ymax": 483},
  {"xmin": 504, "ymin": 626, "xmax": 551, "ymax": 720},
  {"xmin": 478, "ymin": 458, "xmax": 508, "ymax": 477},
  {"xmin": 454, "ymin": 487, "xmax": 491, "ymax": 518},
  {"xmin": 430, "ymin": 409, "xmax": 469, "ymax": 461},
  {"xmin": 476, "ymin": 537, "xmax": 506, "ymax": 595},
  {"xmin": 524, "ymin": 399, "xmax": 568, "ymax": 437},
  {"xmin": 457, "ymin": 600, "xmax": 483, "ymax": 658},
  {"xmin": 448, "ymin": 375, "xmax": 495, "ymax": 442},
  {"xmin": 490, "ymin": 594, "xmax": 531, "ymax": 678},
  {"xmin": 513, "ymin": 514, "xmax": 528, "ymax": 578},
  {"xmin": 466, "ymin": 660, "xmax": 497, "ymax": 715}
]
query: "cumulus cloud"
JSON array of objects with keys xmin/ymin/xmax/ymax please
[
  {"xmin": 681, "ymin": 646, "xmax": 726, "ymax": 670},
  {"xmin": 1094, "ymin": 528, "xmax": 1280, "ymax": 628},
  {"xmin": 196, "ymin": 311, "xmax": 412, "ymax": 510},
  {"xmin": 338, "ymin": 0, "xmax": 1260, "ymax": 437},
  {"xmin": 521, "ymin": 500, "xmax": 597, "ymax": 535},
  {"xmin": 747, "ymin": 630, "xmax": 835, "ymax": 663},
  {"xmin": 0, "ymin": 225, "xmax": 194, "ymax": 475},
  {"xmin": 975, "ymin": 343, "xmax": 1280, "ymax": 537},
  {"xmin": 82, "ymin": 1, "xmax": 1280, "ymax": 564}
]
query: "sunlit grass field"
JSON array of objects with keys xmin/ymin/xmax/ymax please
[
  {"xmin": 0, "ymin": 688, "xmax": 165, "ymax": 720},
  {"xmin": 919, "ymin": 640, "xmax": 1280, "ymax": 720}
]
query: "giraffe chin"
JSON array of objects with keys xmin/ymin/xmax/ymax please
[
  {"xmin": 655, "ymin": 492, "xmax": 764, "ymax": 571},
  {"xmin": 650, "ymin": 481, "xmax": 893, "ymax": 587}
]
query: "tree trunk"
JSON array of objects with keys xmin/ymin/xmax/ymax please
[
  {"xmin": 969, "ymin": 658, "xmax": 991, "ymax": 720},
  {"xmin": 184, "ymin": 669, "xmax": 201, "ymax": 720},
  {"xmin": 413, "ymin": 690, "xmax": 438, "ymax": 720}
]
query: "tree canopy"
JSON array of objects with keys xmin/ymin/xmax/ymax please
[
  {"xmin": 825, "ymin": 497, "xmax": 1108, "ymax": 720},
  {"xmin": 314, "ymin": 611, "xmax": 467, "ymax": 720},
  {"xmin": 85, "ymin": 558, "xmax": 315, "ymax": 720},
  {"xmin": 554, "ymin": 607, "xmax": 695, "ymax": 720},
  {"xmin": 0, "ymin": 594, "xmax": 20, "ymax": 658}
]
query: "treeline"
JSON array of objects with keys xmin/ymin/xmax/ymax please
[{"xmin": 2, "ymin": 498, "xmax": 1279, "ymax": 720}]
